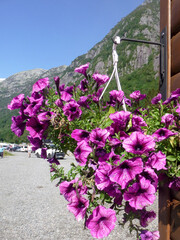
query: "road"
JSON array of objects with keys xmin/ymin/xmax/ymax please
[{"xmin": 0, "ymin": 152, "xmax": 158, "ymax": 240}]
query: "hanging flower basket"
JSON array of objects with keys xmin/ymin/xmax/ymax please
[{"xmin": 8, "ymin": 62, "xmax": 180, "ymax": 239}]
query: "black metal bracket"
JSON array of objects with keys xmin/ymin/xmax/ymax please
[{"xmin": 112, "ymin": 30, "xmax": 167, "ymax": 100}]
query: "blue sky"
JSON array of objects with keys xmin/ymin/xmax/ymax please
[{"xmin": 0, "ymin": 0, "xmax": 145, "ymax": 78}]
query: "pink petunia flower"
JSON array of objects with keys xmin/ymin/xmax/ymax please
[
  {"xmin": 152, "ymin": 128, "xmax": 176, "ymax": 142},
  {"xmin": 11, "ymin": 115, "xmax": 26, "ymax": 137},
  {"xmin": 146, "ymin": 151, "xmax": 167, "ymax": 171},
  {"xmin": 109, "ymin": 157, "xmax": 143, "ymax": 189},
  {"xmin": 140, "ymin": 209, "xmax": 156, "ymax": 227},
  {"xmin": 32, "ymin": 77, "xmax": 49, "ymax": 93},
  {"xmin": 109, "ymin": 111, "xmax": 131, "ymax": 132},
  {"xmin": 63, "ymin": 100, "xmax": 82, "ymax": 121},
  {"xmin": 74, "ymin": 63, "xmax": 89, "ymax": 76},
  {"xmin": 122, "ymin": 131, "xmax": 155, "ymax": 155},
  {"xmin": 130, "ymin": 90, "xmax": 146, "ymax": 101},
  {"xmin": 92, "ymin": 73, "xmax": 109, "ymax": 86},
  {"xmin": 89, "ymin": 128, "xmax": 110, "ymax": 148},
  {"xmin": 161, "ymin": 113, "xmax": 174, "ymax": 128},
  {"xmin": 151, "ymin": 93, "xmax": 162, "ymax": 105},
  {"xmin": 59, "ymin": 178, "xmax": 87, "ymax": 201},
  {"xmin": 67, "ymin": 196, "xmax": 89, "ymax": 221},
  {"xmin": 95, "ymin": 162, "xmax": 113, "ymax": 190},
  {"xmin": 71, "ymin": 129, "xmax": 90, "ymax": 142},
  {"xmin": 124, "ymin": 177, "xmax": 156, "ymax": 210},
  {"xmin": 140, "ymin": 230, "xmax": 160, "ymax": 240},
  {"xmin": 86, "ymin": 205, "xmax": 116, "ymax": 239},
  {"xmin": 74, "ymin": 140, "xmax": 92, "ymax": 166},
  {"xmin": 8, "ymin": 93, "xmax": 25, "ymax": 110}
]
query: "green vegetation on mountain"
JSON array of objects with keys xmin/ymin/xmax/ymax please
[{"xmin": 0, "ymin": 0, "xmax": 160, "ymax": 143}]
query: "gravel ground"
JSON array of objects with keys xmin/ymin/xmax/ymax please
[{"xmin": 0, "ymin": 152, "xmax": 158, "ymax": 240}]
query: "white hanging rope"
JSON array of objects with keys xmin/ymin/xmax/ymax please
[{"xmin": 99, "ymin": 36, "xmax": 127, "ymax": 111}]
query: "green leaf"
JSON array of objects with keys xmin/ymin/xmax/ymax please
[{"xmin": 166, "ymin": 155, "xmax": 177, "ymax": 162}]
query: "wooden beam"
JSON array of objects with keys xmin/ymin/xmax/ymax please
[
  {"xmin": 171, "ymin": 0, "xmax": 180, "ymax": 36},
  {"xmin": 159, "ymin": 183, "xmax": 171, "ymax": 240},
  {"xmin": 171, "ymin": 32, "xmax": 180, "ymax": 76},
  {"xmin": 171, "ymin": 72, "xmax": 180, "ymax": 91}
]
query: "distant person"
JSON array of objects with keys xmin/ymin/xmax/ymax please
[
  {"xmin": 28, "ymin": 144, "xmax": 32, "ymax": 158},
  {"xmin": 0, "ymin": 145, "xmax": 4, "ymax": 158}
]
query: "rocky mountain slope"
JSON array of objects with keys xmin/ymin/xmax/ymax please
[{"xmin": 0, "ymin": 0, "xmax": 160, "ymax": 142}]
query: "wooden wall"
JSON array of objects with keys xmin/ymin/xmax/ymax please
[{"xmin": 159, "ymin": 2, "xmax": 180, "ymax": 240}]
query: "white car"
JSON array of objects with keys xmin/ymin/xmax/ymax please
[
  {"xmin": 20, "ymin": 146, "xmax": 28, "ymax": 152},
  {"xmin": 35, "ymin": 146, "xmax": 65, "ymax": 159}
]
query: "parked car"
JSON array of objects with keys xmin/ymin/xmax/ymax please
[
  {"xmin": 20, "ymin": 146, "xmax": 28, "ymax": 152},
  {"xmin": 35, "ymin": 145, "xmax": 65, "ymax": 159},
  {"xmin": 9, "ymin": 146, "xmax": 21, "ymax": 152}
]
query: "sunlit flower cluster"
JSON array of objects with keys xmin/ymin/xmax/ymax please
[{"xmin": 8, "ymin": 63, "xmax": 180, "ymax": 239}]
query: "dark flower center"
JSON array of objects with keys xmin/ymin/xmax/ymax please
[
  {"xmin": 70, "ymin": 107, "xmax": 77, "ymax": 112},
  {"xmin": 81, "ymin": 131, "xmax": 89, "ymax": 138},
  {"xmin": 121, "ymin": 162, "xmax": 130, "ymax": 169},
  {"xmin": 78, "ymin": 201, "xmax": 85, "ymax": 208},
  {"xmin": 159, "ymin": 129, "xmax": 165, "ymax": 136},
  {"xmin": 96, "ymin": 136, "xmax": 102, "ymax": 141},
  {"xmin": 135, "ymin": 143, "xmax": 143, "ymax": 151},
  {"xmin": 66, "ymin": 183, "xmax": 74, "ymax": 193},
  {"xmin": 97, "ymin": 216, "xmax": 106, "ymax": 224}
]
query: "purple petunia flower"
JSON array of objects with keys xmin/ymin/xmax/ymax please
[
  {"xmin": 92, "ymin": 88, "xmax": 104, "ymax": 103},
  {"xmin": 27, "ymin": 136, "xmax": 42, "ymax": 151},
  {"xmin": 74, "ymin": 63, "xmax": 89, "ymax": 76},
  {"xmin": 169, "ymin": 177, "xmax": 180, "ymax": 191},
  {"xmin": 152, "ymin": 128, "xmax": 176, "ymax": 142},
  {"xmin": 55, "ymin": 98, "xmax": 64, "ymax": 108},
  {"xmin": 140, "ymin": 230, "xmax": 160, "ymax": 240},
  {"xmin": 89, "ymin": 128, "xmax": 110, "ymax": 148},
  {"xmin": 77, "ymin": 96, "xmax": 90, "ymax": 109},
  {"xmin": 176, "ymin": 104, "xmax": 180, "ymax": 115},
  {"xmin": 74, "ymin": 140, "xmax": 92, "ymax": 166},
  {"xmin": 54, "ymin": 76, "xmax": 60, "ymax": 92},
  {"xmin": 151, "ymin": 93, "xmax": 162, "ymax": 105},
  {"xmin": 109, "ymin": 157, "xmax": 143, "ymax": 189},
  {"xmin": 71, "ymin": 129, "xmax": 90, "ymax": 142},
  {"xmin": 67, "ymin": 196, "xmax": 89, "ymax": 221},
  {"xmin": 140, "ymin": 209, "xmax": 156, "ymax": 227},
  {"xmin": 140, "ymin": 167, "xmax": 158, "ymax": 190},
  {"xmin": 161, "ymin": 113, "xmax": 174, "ymax": 128},
  {"xmin": 95, "ymin": 148, "xmax": 107, "ymax": 158},
  {"xmin": 11, "ymin": 115, "xmax": 26, "ymax": 137},
  {"xmin": 24, "ymin": 95, "xmax": 44, "ymax": 117},
  {"xmin": 32, "ymin": 77, "xmax": 49, "ymax": 93},
  {"xmin": 37, "ymin": 111, "xmax": 54, "ymax": 123},
  {"xmin": 8, "ymin": 94, "xmax": 25, "ymax": 110},
  {"xmin": 122, "ymin": 131, "xmax": 155, "ymax": 155},
  {"xmin": 95, "ymin": 162, "xmax": 113, "ymax": 190},
  {"xmin": 92, "ymin": 73, "xmax": 109, "ymax": 86},
  {"xmin": 86, "ymin": 205, "xmax": 116, "ymax": 239},
  {"xmin": 59, "ymin": 178, "xmax": 87, "ymax": 201},
  {"xmin": 124, "ymin": 177, "xmax": 156, "ymax": 210},
  {"xmin": 130, "ymin": 90, "xmax": 146, "ymax": 101},
  {"xmin": 109, "ymin": 111, "xmax": 131, "ymax": 132},
  {"xmin": 78, "ymin": 78, "xmax": 88, "ymax": 92},
  {"xmin": 60, "ymin": 91, "xmax": 72, "ymax": 102},
  {"xmin": 47, "ymin": 155, "xmax": 60, "ymax": 165},
  {"xmin": 108, "ymin": 90, "xmax": 124, "ymax": 107},
  {"xmin": 26, "ymin": 117, "xmax": 49, "ymax": 140},
  {"xmin": 104, "ymin": 184, "xmax": 123, "ymax": 205},
  {"xmin": 131, "ymin": 115, "xmax": 147, "ymax": 131},
  {"xmin": 146, "ymin": 151, "xmax": 167, "ymax": 171},
  {"xmin": 63, "ymin": 100, "xmax": 82, "ymax": 121}
]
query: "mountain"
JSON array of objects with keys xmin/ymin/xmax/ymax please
[{"xmin": 0, "ymin": 0, "xmax": 160, "ymax": 143}]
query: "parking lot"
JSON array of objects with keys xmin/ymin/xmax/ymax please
[{"xmin": 0, "ymin": 152, "xmax": 158, "ymax": 240}]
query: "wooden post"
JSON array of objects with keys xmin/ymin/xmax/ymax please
[{"xmin": 160, "ymin": 1, "xmax": 180, "ymax": 239}]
